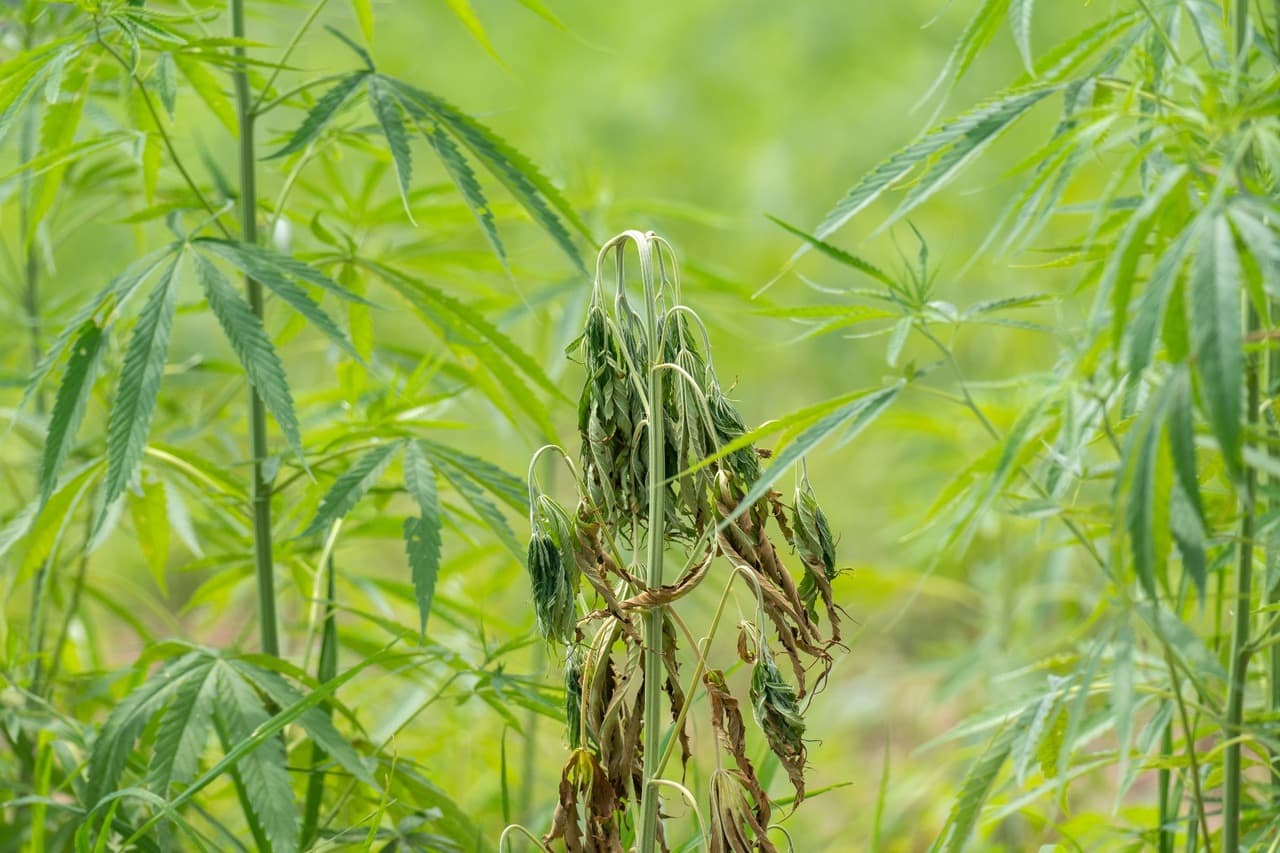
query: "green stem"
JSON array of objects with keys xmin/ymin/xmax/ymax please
[
  {"xmin": 637, "ymin": 245, "xmax": 668, "ymax": 853},
  {"xmin": 1167, "ymin": 652, "xmax": 1211, "ymax": 850},
  {"xmin": 1234, "ymin": 0, "xmax": 1249, "ymax": 54},
  {"xmin": 1265, "ymin": 0, "xmax": 1280, "ymax": 806},
  {"xmin": 1158, "ymin": 723, "xmax": 1173, "ymax": 853},
  {"xmin": 231, "ymin": 0, "xmax": 280, "ymax": 658},
  {"xmin": 1268, "ymin": 297, "xmax": 1280, "ymax": 801},
  {"xmin": 301, "ymin": 557, "xmax": 338, "ymax": 847},
  {"xmin": 1224, "ymin": 306, "xmax": 1260, "ymax": 852},
  {"xmin": 42, "ymin": 504, "xmax": 97, "ymax": 692},
  {"xmin": 95, "ymin": 21, "xmax": 231, "ymax": 239},
  {"xmin": 19, "ymin": 13, "xmax": 43, "ymax": 411}
]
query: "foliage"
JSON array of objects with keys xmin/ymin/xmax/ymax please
[
  {"xmin": 770, "ymin": 0, "xmax": 1280, "ymax": 847},
  {"xmin": 0, "ymin": 0, "xmax": 580, "ymax": 847}
]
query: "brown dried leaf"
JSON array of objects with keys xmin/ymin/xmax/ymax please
[
  {"xmin": 705, "ymin": 672, "xmax": 776, "ymax": 852},
  {"xmin": 543, "ymin": 749, "xmax": 625, "ymax": 853}
]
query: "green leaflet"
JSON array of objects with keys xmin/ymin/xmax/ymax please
[
  {"xmin": 102, "ymin": 258, "xmax": 180, "ymax": 513},
  {"xmin": 1165, "ymin": 368, "xmax": 1207, "ymax": 599},
  {"xmin": 1103, "ymin": 164, "xmax": 1188, "ymax": 354},
  {"xmin": 435, "ymin": 456, "xmax": 523, "ymax": 561},
  {"xmin": 403, "ymin": 441, "xmax": 444, "ymax": 639},
  {"xmin": 193, "ymin": 242, "xmax": 362, "ymax": 362},
  {"xmin": 420, "ymin": 113, "xmax": 505, "ymax": 267},
  {"xmin": 129, "ymin": 476, "xmax": 171, "ymax": 591},
  {"xmin": 366, "ymin": 259, "xmax": 564, "ymax": 403},
  {"xmin": 389, "ymin": 78, "xmax": 588, "ymax": 270},
  {"xmin": 212, "ymin": 661, "xmax": 299, "ymax": 853},
  {"xmin": 28, "ymin": 67, "xmax": 91, "ymax": 245},
  {"xmin": 1008, "ymin": 0, "xmax": 1036, "ymax": 73},
  {"xmin": 193, "ymin": 252, "xmax": 305, "ymax": 466},
  {"xmin": 1119, "ymin": 387, "xmax": 1170, "ymax": 598},
  {"xmin": 227, "ymin": 658, "xmax": 377, "ymax": 789},
  {"xmin": 1110, "ymin": 621, "xmax": 1136, "ymax": 799},
  {"xmin": 418, "ymin": 439, "xmax": 526, "ymax": 511},
  {"xmin": 0, "ymin": 48, "xmax": 62, "ymax": 150},
  {"xmin": 367, "ymin": 75, "xmax": 414, "ymax": 220},
  {"xmin": 153, "ymin": 51, "xmax": 177, "ymax": 118},
  {"xmin": 1011, "ymin": 675, "xmax": 1069, "ymax": 786},
  {"xmin": 39, "ymin": 321, "xmax": 108, "ymax": 506},
  {"xmin": 805, "ymin": 84, "xmax": 1059, "ymax": 252},
  {"xmin": 932, "ymin": 706, "xmax": 1035, "ymax": 852},
  {"xmin": 173, "ymin": 54, "xmax": 237, "ymax": 133},
  {"xmin": 722, "ymin": 382, "xmax": 902, "ymax": 528},
  {"xmin": 351, "ymin": 0, "xmax": 374, "ymax": 41},
  {"xmin": 84, "ymin": 652, "xmax": 210, "ymax": 807},
  {"xmin": 767, "ymin": 215, "xmax": 894, "ymax": 286},
  {"xmin": 302, "ymin": 440, "xmax": 403, "ymax": 538},
  {"xmin": 884, "ymin": 84, "xmax": 1055, "ymax": 236},
  {"xmin": 1124, "ymin": 214, "xmax": 1199, "ymax": 374},
  {"xmin": 194, "ymin": 238, "xmax": 372, "ymax": 306},
  {"xmin": 147, "ymin": 661, "xmax": 217, "ymax": 799},
  {"xmin": 1189, "ymin": 214, "xmax": 1243, "ymax": 482},
  {"xmin": 266, "ymin": 71, "xmax": 370, "ymax": 159},
  {"xmin": 918, "ymin": 0, "xmax": 1012, "ymax": 108},
  {"xmin": 1230, "ymin": 203, "xmax": 1280, "ymax": 299},
  {"xmin": 442, "ymin": 0, "xmax": 505, "ymax": 66}
]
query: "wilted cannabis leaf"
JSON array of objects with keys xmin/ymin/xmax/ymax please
[{"xmin": 519, "ymin": 231, "xmax": 846, "ymax": 851}]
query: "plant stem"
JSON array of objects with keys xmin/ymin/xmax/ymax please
[
  {"xmin": 301, "ymin": 556, "xmax": 338, "ymax": 847},
  {"xmin": 1234, "ymin": 0, "xmax": 1249, "ymax": 54},
  {"xmin": 637, "ymin": 242, "xmax": 668, "ymax": 853},
  {"xmin": 1167, "ymin": 651, "xmax": 1211, "ymax": 849},
  {"xmin": 95, "ymin": 22, "xmax": 231, "ymax": 239},
  {"xmin": 1224, "ymin": 306, "xmax": 1260, "ymax": 852},
  {"xmin": 18, "ymin": 12, "xmax": 42, "ymax": 411},
  {"xmin": 1158, "ymin": 723, "xmax": 1173, "ymax": 853},
  {"xmin": 1268, "ymin": 290, "xmax": 1280, "ymax": 802},
  {"xmin": 231, "ymin": 0, "xmax": 280, "ymax": 657}
]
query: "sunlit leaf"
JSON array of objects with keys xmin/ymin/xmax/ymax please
[
  {"xmin": 194, "ymin": 252, "xmax": 305, "ymax": 465},
  {"xmin": 302, "ymin": 440, "xmax": 403, "ymax": 537}
]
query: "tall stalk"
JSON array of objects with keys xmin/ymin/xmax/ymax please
[
  {"xmin": 230, "ymin": 0, "xmax": 280, "ymax": 657},
  {"xmin": 636, "ymin": 243, "xmax": 668, "ymax": 853},
  {"xmin": 1263, "ymin": 0, "xmax": 1280, "ymax": 801},
  {"xmin": 1223, "ymin": 6, "xmax": 1261, "ymax": 846},
  {"xmin": 1269, "ymin": 263, "xmax": 1280, "ymax": 797},
  {"xmin": 1224, "ymin": 302, "xmax": 1259, "ymax": 852}
]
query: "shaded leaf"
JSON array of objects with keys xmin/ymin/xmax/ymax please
[
  {"xmin": 1190, "ymin": 214, "xmax": 1243, "ymax": 480},
  {"xmin": 212, "ymin": 663, "xmax": 298, "ymax": 853},
  {"xmin": 103, "ymin": 259, "xmax": 180, "ymax": 512},
  {"xmin": 39, "ymin": 322, "xmax": 107, "ymax": 506},
  {"xmin": 404, "ymin": 441, "xmax": 444, "ymax": 638}
]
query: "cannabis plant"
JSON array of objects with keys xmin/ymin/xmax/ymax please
[
  {"xmin": 769, "ymin": 0, "xmax": 1280, "ymax": 848},
  {"xmin": 512, "ymin": 231, "xmax": 850, "ymax": 852},
  {"xmin": 1, "ymin": 0, "xmax": 586, "ymax": 847}
]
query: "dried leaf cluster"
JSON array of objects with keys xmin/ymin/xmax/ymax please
[{"xmin": 522, "ymin": 231, "xmax": 846, "ymax": 851}]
